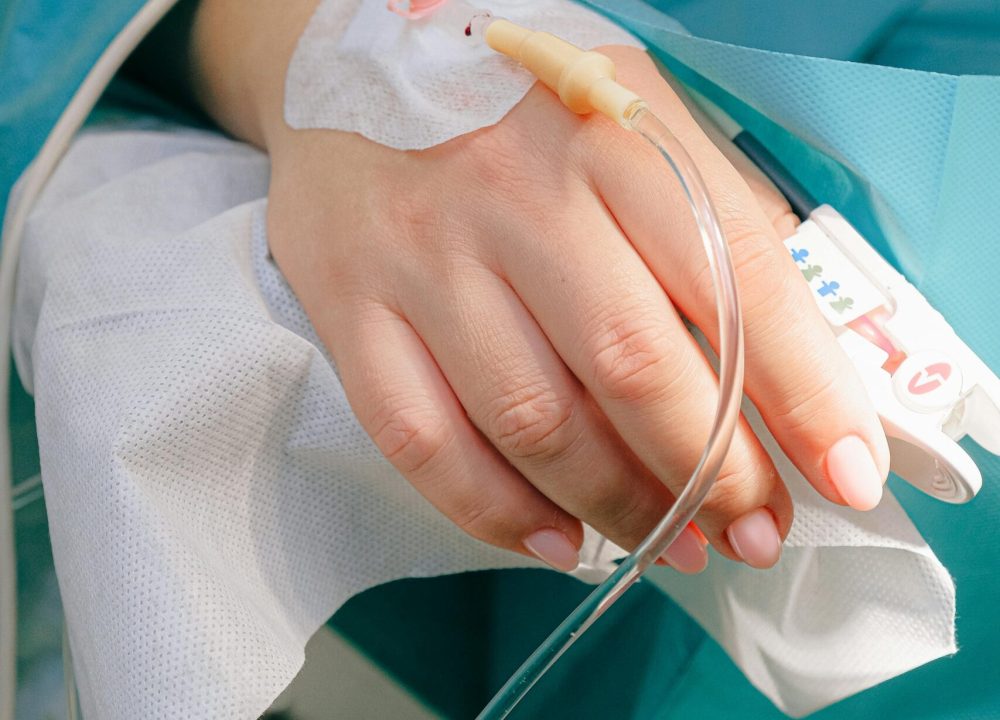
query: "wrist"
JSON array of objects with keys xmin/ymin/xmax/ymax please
[{"xmin": 187, "ymin": 0, "xmax": 319, "ymax": 150}]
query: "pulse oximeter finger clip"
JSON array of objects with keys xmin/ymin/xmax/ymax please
[
  {"xmin": 688, "ymin": 87, "xmax": 1000, "ymax": 504},
  {"xmin": 790, "ymin": 205, "xmax": 1000, "ymax": 503}
]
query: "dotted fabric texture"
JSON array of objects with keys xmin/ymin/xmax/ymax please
[
  {"xmin": 650, "ymin": 393, "xmax": 955, "ymax": 717},
  {"xmin": 13, "ymin": 124, "xmax": 571, "ymax": 720},
  {"xmin": 12, "ymin": 119, "xmax": 957, "ymax": 719},
  {"xmin": 284, "ymin": 0, "xmax": 644, "ymax": 150}
]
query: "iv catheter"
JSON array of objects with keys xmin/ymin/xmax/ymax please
[{"xmin": 378, "ymin": 6, "xmax": 747, "ymax": 718}]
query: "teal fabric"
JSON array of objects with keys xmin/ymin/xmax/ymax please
[
  {"xmin": 0, "ymin": 0, "xmax": 158, "ymax": 219},
  {"xmin": 646, "ymin": 0, "xmax": 919, "ymax": 61},
  {"xmin": 330, "ymin": 570, "xmax": 707, "ymax": 720},
  {"xmin": 865, "ymin": 0, "xmax": 1000, "ymax": 76}
]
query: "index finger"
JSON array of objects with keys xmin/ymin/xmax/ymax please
[{"xmin": 586, "ymin": 46, "xmax": 890, "ymax": 511}]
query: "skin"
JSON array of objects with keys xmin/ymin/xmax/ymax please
[{"xmin": 161, "ymin": 0, "xmax": 890, "ymax": 570}]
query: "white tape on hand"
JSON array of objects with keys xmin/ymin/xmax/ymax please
[{"xmin": 284, "ymin": 0, "xmax": 643, "ymax": 150}]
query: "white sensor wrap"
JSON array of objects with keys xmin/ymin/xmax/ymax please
[{"xmin": 284, "ymin": 0, "xmax": 643, "ymax": 150}]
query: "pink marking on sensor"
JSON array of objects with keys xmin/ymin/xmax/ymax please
[
  {"xmin": 847, "ymin": 306, "xmax": 907, "ymax": 374},
  {"xmin": 907, "ymin": 362, "xmax": 952, "ymax": 395}
]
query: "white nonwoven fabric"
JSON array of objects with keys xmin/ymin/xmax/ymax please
[
  {"xmin": 284, "ymin": 0, "xmax": 644, "ymax": 150},
  {"xmin": 649, "ymin": 391, "xmax": 956, "ymax": 717},
  {"xmin": 12, "ymin": 121, "xmax": 955, "ymax": 719}
]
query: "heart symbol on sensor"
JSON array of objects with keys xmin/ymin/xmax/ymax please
[{"xmin": 907, "ymin": 362, "xmax": 952, "ymax": 395}]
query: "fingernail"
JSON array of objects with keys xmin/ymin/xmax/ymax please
[
  {"xmin": 726, "ymin": 508, "xmax": 781, "ymax": 569},
  {"xmin": 687, "ymin": 521, "xmax": 708, "ymax": 546},
  {"xmin": 659, "ymin": 525, "xmax": 709, "ymax": 574},
  {"xmin": 826, "ymin": 435, "xmax": 884, "ymax": 511},
  {"xmin": 524, "ymin": 529, "xmax": 579, "ymax": 572}
]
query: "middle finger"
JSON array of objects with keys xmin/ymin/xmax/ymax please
[
  {"xmin": 399, "ymin": 253, "xmax": 707, "ymax": 569},
  {"xmin": 495, "ymin": 197, "xmax": 790, "ymax": 568}
]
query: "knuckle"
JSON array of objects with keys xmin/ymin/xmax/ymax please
[
  {"xmin": 460, "ymin": 124, "xmax": 532, "ymax": 195},
  {"xmin": 687, "ymin": 255, "xmax": 717, "ymax": 315},
  {"xmin": 587, "ymin": 313, "xmax": 682, "ymax": 404},
  {"xmin": 769, "ymin": 365, "xmax": 841, "ymax": 435},
  {"xmin": 771, "ymin": 207, "xmax": 800, "ymax": 238},
  {"xmin": 572, "ymin": 115, "xmax": 636, "ymax": 170},
  {"xmin": 369, "ymin": 400, "xmax": 453, "ymax": 476},
  {"xmin": 719, "ymin": 224, "xmax": 804, "ymax": 335},
  {"xmin": 742, "ymin": 261, "xmax": 803, "ymax": 336},
  {"xmin": 702, "ymin": 456, "xmax": 776, "ymax": 524},
  {"xmin": 450, "ymin": 497, "xmax": 513, "ymax": 546},
  {"xmin": 483, "ymin": 387, "xmax": 578, "ymax": 462},
  {"xmin": 701, "ymin": 438, "xmax": 781, "ymax": 529},
  {"xmin": 458, "ymin": 124, "xmax": 578, "ymax": 230},
  {"xmin": 382, "ymin": 190, "xmax": 449, "ymax": 249},
  {"xmin": 601, "ymin": 488, "xmax": 662, "ymax": 548},
  {"xmin": 689, "ymin": 212, "xmax": 791, "ymax": 316}
]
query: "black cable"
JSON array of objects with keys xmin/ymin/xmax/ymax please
[{"xmin": 733, "ymin": 131, "xmax": 818, "ymax": 218}]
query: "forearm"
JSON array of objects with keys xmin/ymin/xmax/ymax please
[{"xmin": 181, "ymin": 0, "xmax": 320, "ymax": 149}]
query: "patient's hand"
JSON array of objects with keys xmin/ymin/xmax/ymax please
[{"xmin": 187, "ymin": 1, "xmax": 889, "ymax": 572}]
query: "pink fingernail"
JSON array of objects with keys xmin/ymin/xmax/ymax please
[
  {"xmin": 524, "ymin": 529, "xmax": 579, "ymax": 572},
  {"xmin": 659, "ymin": 525, "xmax": 709, "ymax": 574},
  {"xmin": 687, "ymin": 521, "xmax": 708, "ymax": 546},
  {"xmin": 726, "ymin": 508, "xmax": 781, "ymax": 569},
  {"xmin": 826, "ymin": 435, "xmax": 884, "ymax": 511}
]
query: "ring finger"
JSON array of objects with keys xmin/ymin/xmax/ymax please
[{"xmin": 400, "ymin": 254, "xmax": 708, "ymax": 571}]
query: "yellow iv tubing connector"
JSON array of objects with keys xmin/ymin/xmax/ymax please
[
  {"xmin": 470, "ymin": 13, "xmax": 746, "ymax": 720},
  {"xmin": 483, "ymin": 18, "xmax": 646, "ymax": 124}
]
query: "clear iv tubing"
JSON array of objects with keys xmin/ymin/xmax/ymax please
[{"xmin": 474, "ymin": 105, "xmax": 745, "ymax": 718}]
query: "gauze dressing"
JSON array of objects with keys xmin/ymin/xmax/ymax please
[{"xmin": 284, "ymin": 0, "xmax": 643, "ymax": 150}]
